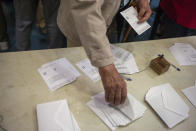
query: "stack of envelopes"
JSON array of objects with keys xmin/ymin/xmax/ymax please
[
  {"xmin": 145, "ymin": 83, "xmax": 189, "ymax": 128},
  {"xmin": 36, "ymin": 99, "xmax": 81, "ymax": 131},
  {"xmin": 87, "ymin": 92, "xmax": 146, "ymax": 130}
]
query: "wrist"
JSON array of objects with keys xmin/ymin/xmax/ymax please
[{"xmin": 98, "ymin": 64, "xmax": 118, "ymax": 75}]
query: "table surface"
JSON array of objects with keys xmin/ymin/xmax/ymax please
[{"xmin": 0, "ymin": 36, "xmax": 196, "ymax": 131}]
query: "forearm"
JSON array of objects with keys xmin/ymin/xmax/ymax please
[{"xmin": 71, "ymin": 0, "xmax": 113, "ymax": 67}]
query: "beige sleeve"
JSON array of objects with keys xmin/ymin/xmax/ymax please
[{"xmin": 71, "ymin": 0, "xmax": 113, "ymax": 67}]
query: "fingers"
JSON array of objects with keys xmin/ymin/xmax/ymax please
[
  {"xmin": 138, "ymin": 8, "xmax": 152, "ymax": 23},
  {"xmin": 99, "ymin": 64, "xmax": 127, "ymax": 106},
  {"xmin": 138, "ymin": 8, "xmax": 146, "ymax": 21},
  {"xmin": 145, "ymin": 9, "xmax": 152, "ymax": 21},
  {"xmin": 114, "ymin": 86, "xmax": 121, "ymax": 105},
  {"xmin": 137, "ymin": 0, "xmax": 152, "ymax": 23},
  {"xmin": 105, "ymin": 90, "xmax": 109, "ymax": 102},
  {"xmin": 121, "ymin": 84, "xmax": 127, "ymax": 104},
  {"xmin": 104, "ymin": 80, "xmax": 127, "ymax": 105},
  {"xmin": 108, "ymin": 90, "xmax": 115, "ymax": 104}
]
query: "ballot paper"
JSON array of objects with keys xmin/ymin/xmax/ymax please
[
  {"xmin": 182, "ymin": 81, "xmax": 196, "ymax": 108},
  {"xmin": 145, "ymin": 83, "xmax": 189, "ymax": 128},
  {"xmin": 111, "ymin": 45, "xmax": 139, "ymax": 74},
  {"xmin": 169, "ymin": 43, "xmax": 196, "ymax": 65},
  {"xmin": 76, "ymin": 58, "xmax": 100, "ymax": 82},
  {"xmin": 38, "ymin": 58, "xmax": 80, "ymax": 91},
  {"xmin": 87, "ymin": 92, "xmax": 146, "ymax": 130},
  {"xmin": 76, "ymin": 45, "xmax": 139, "ymax": 82},
  {"xmin": 36, "ymin": 99, "xmax": 81, "ymax": 131},
  {"xmin": 120, "ymin": 6, "xmax": 151, "ymax": 35}
]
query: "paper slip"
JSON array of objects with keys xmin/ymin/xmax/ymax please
[
  {"xmin": 182, "ymin": 81, "xmax": 196, "ymax": 108},
  {"xmin": 37, "ymin": 99, "xmax": 81, "ymax": 131},
  {"xmin": 87, "ymin": 92, "xmax": 146, "ymax": 130},
  {"xmin": 38, "ymin": 58, "xmax": 80, "ymax": 91},
  {"xmin": 76, "ymin": 45, "xmax": 139, "ymax": 82},
  {"xmin": 111, "ymin": 45, "xmax": 139, "ymax": 74},
  {"xmin": 120, "ymin": 6, "xmax": 151, "ymax": 35},
  {"xmin": 169, "ymin": 43, "xmax": 196, "ymax": 65},
  {"xmin": 76, "ymin": 58, "xmax": 100, "ymax": 82},
  {"xmin": 145, "ymin": 83, "xmax": 189, "ymax": 128}
]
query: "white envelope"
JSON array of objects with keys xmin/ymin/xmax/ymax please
[
  {"xmin": 182, "ymin": 83, "xmax": 196, "ymax": 108},
  {"xmin": 145, "ymin": 83, "xmax": 189, "ymax": 128},
  {"xmin": 36, "ymin": 99, "xmax": 80, "ymax": 131}
]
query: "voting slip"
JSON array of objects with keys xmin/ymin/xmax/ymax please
[
  {"xmin": 145, "ymin": 83, "xmax": 189, "ymax": 128},
  {"xmin": 38, "ymin": 58, "xmax": 80, "ymax": 91},
  {"xmin": 111, "ymin": 45, "xmax": 139, "ymax": 75},
  {"xmin": 36, "ymin": 99, "xmax": 81, "ymax": 131},
  {"xmin": 76, "ymin": 45, "xmax": 139, "ymax": 82},
  {"xmin": 169, "ymin": 43, "xmax": 196, "ymax": 65},
  {"xmin": 76, "ymin": 58, "xmax": 100, "ymax": 82},
  {"xmin": 182, "ymin": 81, "xmax": 196, "ymax": 108},
  {"xmin": 120, "ymin": 6, "xmax": 151, "ymax": 35},
  {"xmin": 87, "ymin": 92, "xmax": 147, "ymax": 130}
]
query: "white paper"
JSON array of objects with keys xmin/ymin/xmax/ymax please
[
  {"xmin": 111, "ymin": 45, "xmax": 139, "ymax": 74},
  {"xmin": 38, "ymin": 58, "xmax": 80, "ymax": 91},
  {"xmin": 76, "ymin": 58, "xmax": 100, "ymax": 82},
  {"xmin": 182, "ymin": 82, "xmax": 196, "ymax": 108},
  {"xmin": 36, "ymin": 99, "xmax": 80, "ymax": 131},
  {"xmin": 169, "ymin": 43, "xmax": 196, "ymax": 65},
  {"xmin": 87, "ymin": 92, "xmax": 146, "ymax": 130},
  {"xmin": 76, "ymin": 45, "xmax": 139, "ymax": 82},
  {"xmin": 145, "ymin": 83, "xmax": 189, "ymax": 128},
  {"xmin": 120, "ymin": 6, "xmax": 151, "ymax": 35}
]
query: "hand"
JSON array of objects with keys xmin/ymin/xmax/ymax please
[
  {"xmin": 136, "ymin": 0, "xmax": 152, "ymax": 23},
  {"xmin": 99, "ymin": 64, "xmax": 127, "ymax": 106}
]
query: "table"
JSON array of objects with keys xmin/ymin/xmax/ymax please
[{"xmin": 0, "ymin": 36, "xmax": 196, "ymax": 131}]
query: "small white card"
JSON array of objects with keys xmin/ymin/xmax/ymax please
[
  {"xmin": 120, "ymin": 6, "xmax": 151, "ymax": 35},
  {"xmin": 38, "ymin": 58, "xmax": 80, "ymax": 91}
]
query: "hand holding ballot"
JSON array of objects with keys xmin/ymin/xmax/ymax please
[
  {"xmin": 137, "ymin": 0, "xmax": 152, "ymax": 23},
  {"xmin": 99, "ymin": 64, "xmax": 127, "ymax": 106}
]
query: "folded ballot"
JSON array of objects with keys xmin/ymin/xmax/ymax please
[
  {"xmin": 169, "ymin": 43, "xmax": 196, "ymax": 65},
  {"xmin": 38, "ymin": 58, "xmax": 80, "ymax": 91},
  {"xmin": 182, "ymin": 80, "xmax": 196, "ymax": 108},
  {"xmin": 145, "ymin": 83, "xmax": 189, "ymax": 128},
  {"xmin": 87, "ymin": 92, "xmax": 146, "ymax": 130},
  {"xmin": 76, "ymin": 45, "xmax": 139, "ymax": 82},
  {"xmin": 36, "ymin": 99, "xmax": 81, "ymax": 131}
]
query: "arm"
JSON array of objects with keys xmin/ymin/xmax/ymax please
[{"xmin": 71, "ymin": 0, "xmax": 127, "ymax": 105}]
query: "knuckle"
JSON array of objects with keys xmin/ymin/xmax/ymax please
[
  {"xmin": 116, "ymin": 96, "xmax": 121, "ymax": 100},
  {"xmin": 122, "ymin": 93, "xmax": 127, "ymax": 98}
]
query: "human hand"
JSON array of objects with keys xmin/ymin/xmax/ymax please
[
  {"xmin": 99, "ymin": 64, "xmax": 127, "ymax": 106},
  {"xmin": 136, "ymin": 0, "xmax": 152, "ymax": 23}
]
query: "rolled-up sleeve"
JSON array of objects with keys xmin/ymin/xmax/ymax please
[{"xmin": 71, "ymin": 0, "xmax": 113, "ymax": 67}]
